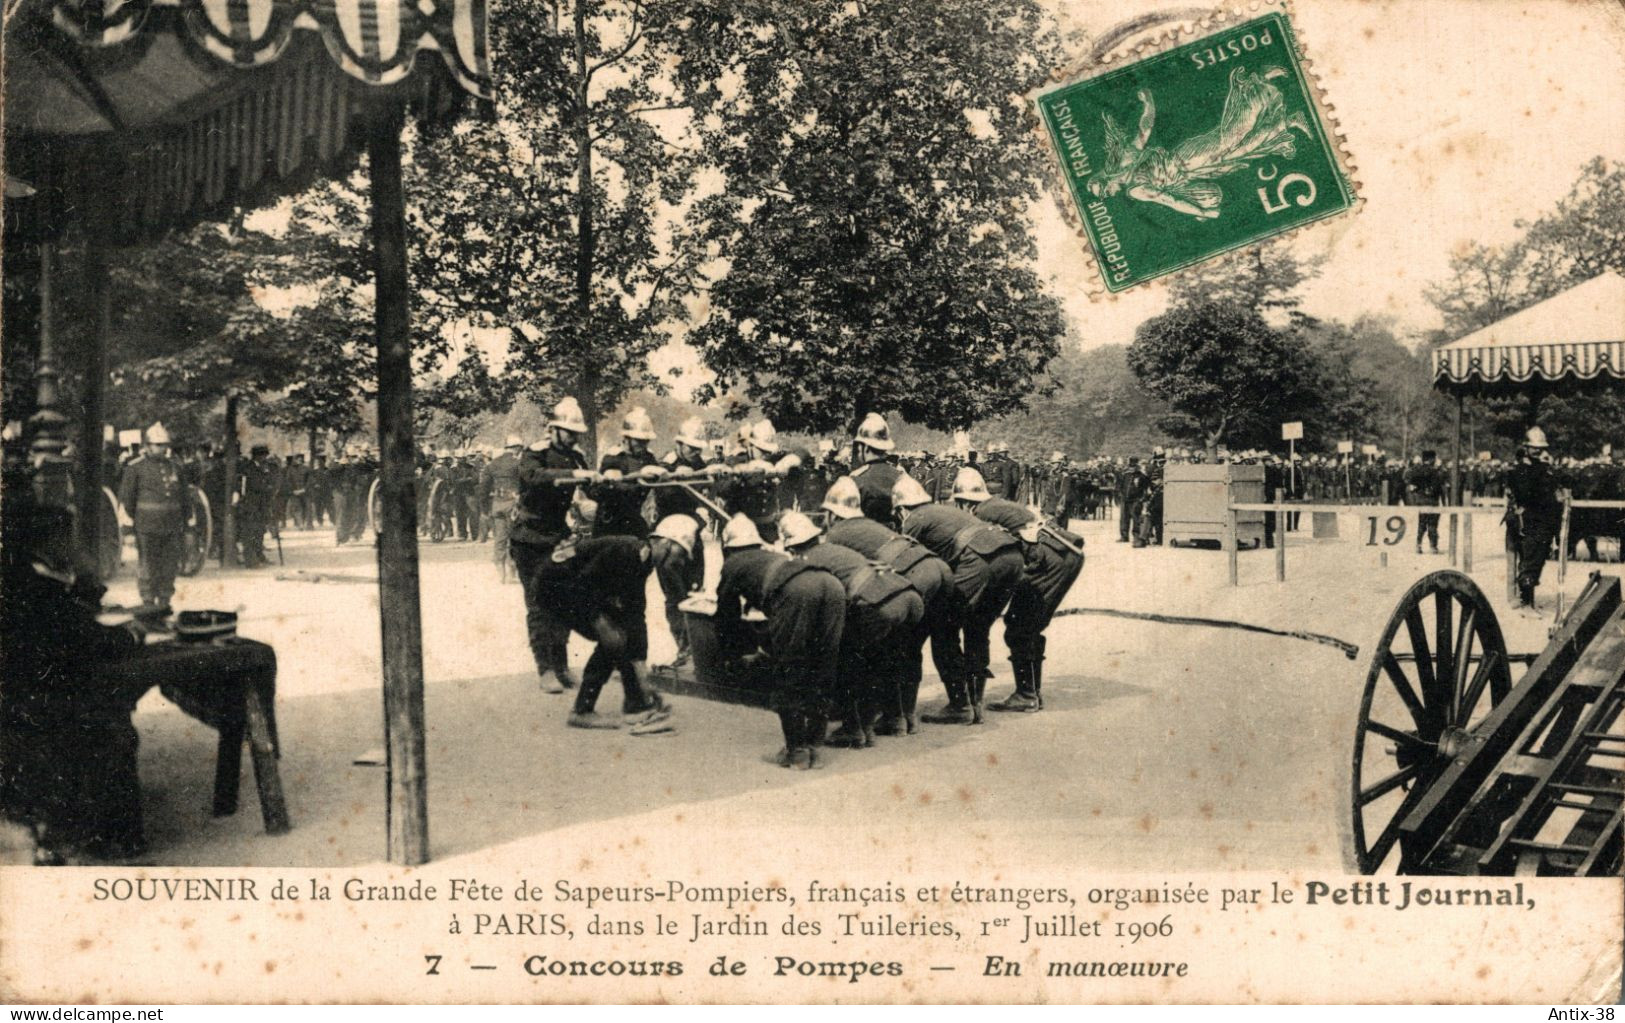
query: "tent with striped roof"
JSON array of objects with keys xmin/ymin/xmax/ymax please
[{"xmin": 4, "ymin": 0, "xmax": 493, "ymax": 865}]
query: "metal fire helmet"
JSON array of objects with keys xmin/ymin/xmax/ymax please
[
  {"xmin": 722, "ymin": 513, "xmax": 765, "ymax": 549},
  {"xmin": 952, "ymin": 467, "xmax": 991, "ymax": 503},
  {"xmin": 778, "ymin": 511, "xmax": 823, "ymax": 548},
  {"xmin": 652, "ymin": 514, "xmax": 700, "ymax": 555},
  {"xmin": 548, "ymin": 396, "xmax": 588, "ymax": 434},
  {"xmin": 855, "ymin": 412, "xmax": 894, "ymax": 452},
  {"xmin": 145, "ymin": 422, "xmax": 171, "ymax": 445},
  {"xmin": 621, "ymin": 406, "xmax": 655, "ymax": 441},
  {"xmin": 822, "ymin": 476, "xmax": 864, "ymax": 519},
  {"xmin": 748, "ymin": 419, "xmax": 779, "ymax": 454},
  {"xmin": 891, "ymin": 474, "xmax": 931, "ymax": 510},
  {"xmin": 568, "ymin": 496, "xmax": 599, "ymax": 531},
  {"xmin": 676, "ymin": 417, "xmax": 707, "ymax": 450}
]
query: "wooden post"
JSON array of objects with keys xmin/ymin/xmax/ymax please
[
  {"xmin": 1274, "ymin": 487, "xmax": 1286, "ymax": 582},
  {"xmin": 74, "ymin": 237, "xmax": 112, "ymax": 566},
  {"xmin": 1225, "ymin": 504, "xmax": 1239, "ymax": 587},
  {"xmin": 368, "ymin": 100, "xmax": 430, "ymax": 867},
  {"xmin": 1462, "ymin": 508, "xmax": 1473, "ymax": 573},
  {"xmin": 1448, "ymin": 511, "xmax": 1458, "ymax": 567}
]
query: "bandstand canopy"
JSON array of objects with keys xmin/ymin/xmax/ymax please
[
  {"xmin": 4, "ymin": 0, "xmax": 490, "ymax": 242},
  {"xmin": 1432, "ymin": 271, "xmax": 1625, "ymax": 397}
]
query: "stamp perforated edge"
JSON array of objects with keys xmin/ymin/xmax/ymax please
[{"xmin": 1027, "ymin": 1, "xmax": 1364, "ymax": 300}]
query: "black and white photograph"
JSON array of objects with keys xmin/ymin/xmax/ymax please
[{"xmin": 1, "ymin": 0, "xmax": 1622, "ymax": 1005}]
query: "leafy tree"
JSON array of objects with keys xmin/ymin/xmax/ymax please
[
  {"xmin": 402, "ymin": 0, "xmax": 701, "ymax": 460},
  {"xmin": 667, "ymin": 0, "xmax": 1066, "ymax": 433},
  {"xmin": 980, "ymin": 343, "xmax": 1170, "ymax": 459},
  {"xmin": 1127, "ymin": 303, "xmax": 1317, "ymax": 452},
  {"xmin": 1165, "ymin": 245, "xmax": 1323, "ymax": 327},
  {"xmin": 1423, "ymin": 156, "xmax": 1625, "ymax": 453}
]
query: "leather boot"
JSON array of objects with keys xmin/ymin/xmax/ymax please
[
  {"xmin": 553, "ymin": 643, "xmax": 578, "ymax": 689},
  {"xmin": 989, "ymin": 660, "xmax": 1039, "ymax": 712},
  {"xmin": 920, "ymin": 671, "xmax": 972, "ymax": 723}
]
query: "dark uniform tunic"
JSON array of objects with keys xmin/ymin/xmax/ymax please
[
  {"xmin": 897, "ymin": 503, "xmax": 1022, "ymax": 708},
  {"xmin": 596, "ymin": 447, "xmax": 658, "ymax": 538},
  {"xmin": 537, "ymin": 534, "xmax": 655, "ymax": 716},
  {"xmin": 238, "ymin": 457, "xmax": 277, "ymax": 566},
  {"xmin": 512, "ymin": 442, "xmax": 590, "ymax": 676},
  {"xmin": 1404, "ymin": 461, "xmax": 1446, "ymax": 551},
  {"xmin": 972, "ymin": 497, "xmax": 1084, "ymax": 668},
  {"xmin": 851, "ymin": 458, "xmax": 903, "ymax": 525},
  {"xmin": 717, "ymin": 464, "xmax": 783, "ymax": 542},
  {"xmin": 798, "ymin": 541, "xmax": 924, "ymax": 730},
  {"xmin": 1506, "ymin": 457, "xmax": 1563, "ymax": 601},
  {"xmin": 716, "ymin": 548, "xmax": 845, "ymax": 740},
  {"xmin": 118, "ymin": 454, "xmax": 186, "ymax": 605},
  {"xmin": 481, "ymin": 451, "xmax": 522, "ymax": 568},
  {"xmin": 827, "ymin": 516, "xmax": 959, "ymax": 723},
  {"xmin": 0, "ymin": 552, "xmax": 146, "ymax": 858}
]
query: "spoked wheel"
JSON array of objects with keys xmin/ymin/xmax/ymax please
[
  {"xmin": 1342, "ymin": 570, "xmax": 1515, "ymax": 874},
  {"xmin": 179, "ymin": 487, "xmax": 212, "ymax": 577},
  {"xmin": 99, "ymin": 487, "xmax": 125, "ymax": 580},
  {"xmin": 427, "ymin": 479, "xmax": 447, "ymax": 543}
]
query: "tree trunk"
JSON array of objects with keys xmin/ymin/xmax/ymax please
[
  {"xmin": 369, "ymin": 99, "xmax": 430, "ymax": 866},
  {"xmin": 222, "ymin": 394, "xmax": 239, "ymax": 566},
  {"xmin": 572, "ymin": 0, "xmax": 598, "ymax": 466}
]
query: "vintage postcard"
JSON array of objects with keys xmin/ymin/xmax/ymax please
[{"xmin": 1, "ymin": 0, "xmax": 1622, "ymax": 1007}]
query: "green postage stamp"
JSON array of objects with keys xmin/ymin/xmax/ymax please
[{"xmin": 1037, "ymin": 10, "xmax": 1358, "ymax": 293}]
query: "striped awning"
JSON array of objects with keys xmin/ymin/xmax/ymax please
[
  {"xmin": 1432, "ymin": 271, "xmax": 1625, "ymax": 393},
  {"xmin": 45, "ymin": 0, "xmax": 489, "ymax": 98},
  {"xmin": 4, "ymin": 0, "xmax": 490, "ymax": 242}
]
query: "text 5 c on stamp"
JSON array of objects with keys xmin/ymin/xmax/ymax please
[{"xmin": 1037, "ymin": 11, "xmax": 1357, "ymax": 293}]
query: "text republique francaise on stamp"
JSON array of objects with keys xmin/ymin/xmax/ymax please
[{"xmin": 1038, "ymin": 10, "xmax": 1358, "ymax": 293}]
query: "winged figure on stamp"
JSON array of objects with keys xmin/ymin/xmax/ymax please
[{"xmin": 1088, "ymin": 65, "xmax": 1313, "ymax": 219}]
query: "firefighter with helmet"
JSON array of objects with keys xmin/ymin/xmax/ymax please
[{"xmin": 512, "ymin": 396, "xmax": 593, "ymax": 692}]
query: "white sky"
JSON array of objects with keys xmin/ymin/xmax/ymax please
[{"xmin": 1039, "ymin": 0, "xmax": 1625, "ymax": 349}]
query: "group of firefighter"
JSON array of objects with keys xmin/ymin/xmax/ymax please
[{"xmin": 502, "ymin": 398, "xmax": 1087, "ymax": 768}]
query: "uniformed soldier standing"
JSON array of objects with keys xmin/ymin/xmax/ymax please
[
  {"xmin": 715, "ymin": 514, "xmax": 846, "ymax": 769},
  {"xmin": 715, "ymin": 420, "xmax": 797, "ymax": 543},
  {"xmin": 512, "ymin": 397, "xmax": 592, "ymax": 692},
  {"xmin": 891, "ymin": 474, "xmax": 1022, "ymax": 724},
  {"xmin": 594, "ymin": 407, "xmax": 659, "ymax": 538},
  {"xmin": 781, "ymin": 511, "xmax": 923, "ymax": 749},
  {"xmin": 1506, "ymin": 427, "xmax": 1564, "ymax": 610},
  {"xmin": 952, "ymin": 467, "xmax": 1084, "ymax": 712},
  {"xmin": 1405, "ymin": 450, "xmax": 1445, "ymax": 554},
  {"xmin": 117, "ymin": 422, "xmax": 186, "ymax": 611},
  {"xmin": 482, "ymin": 435, "xmax": 524, "ymax": 582},
  {"xmin": 237, "ymin": 444, "xmax": 276, "ymax": 567},
  {"xmin": 850, "ymin": 413, "xmax": 902, "ymax": 524},
  {"xmin": 824, "ymin": 475, "xmax": 957, "ymax": 735},
  {"xmin": 648, "ymin": 417, "xmax": 711, "ymax": 667},
  {"xmin": 285, "ymin": 454, "xmax": 310, "ymax": 529}
]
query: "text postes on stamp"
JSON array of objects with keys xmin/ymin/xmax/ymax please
[{"xmin": 1038, "ymin": 11, "xmax": 1357, "ymax": 293}]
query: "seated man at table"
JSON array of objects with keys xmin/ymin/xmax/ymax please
[{"xmin": 0, "ymin": 497, "xmax": 152, "ymax": 864}]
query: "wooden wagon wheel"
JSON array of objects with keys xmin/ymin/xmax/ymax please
[
  {"xmin": 179, "ymin": 487, "xmax": 212, "ymax": 577},
  {"xmin": 367, "ymin": 476, "xmax": 382, "ymax": 536},
  {"xmin": 1341, "ymin": 570, "xmax": 1514, "ymax": 874},
  {"xmin": 426, "ymin": 478, "xmax": 447, "ymax": 543},
  {"xmin": 99, "ymin": 486, "xmax": 125, "ymax": 580}
]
